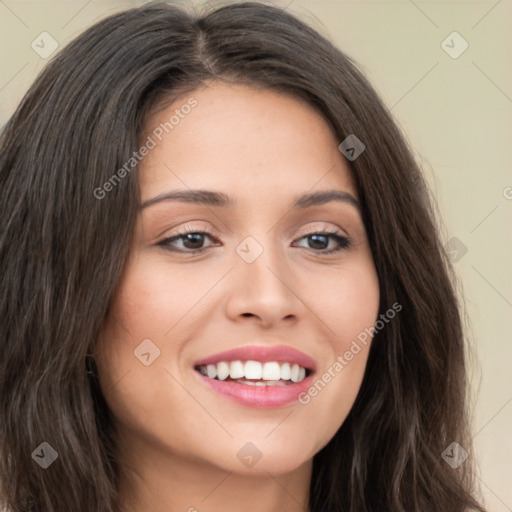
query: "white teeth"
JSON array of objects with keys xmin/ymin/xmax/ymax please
[
  {"xmin": 290, "ymin": 364, "xmax": 300, "ymax": 383},
  {"xmin": 264, "ymin": 380, "xmax": 286, "ymax": 387},
  {"xmin": 235, "ymin": 379, "xmax": 287, "ymax": 387},
  {"xmin": 262, "ymin": 362, "xmax": 281, "ymax": 380},
  {"xmin": 197, "ymin": 360, "xmax": 309, "ymax": 384},
  {"xmin": 244, "ymin": 360, "xmax": 262, "ymax": 380},
  {"xmin": 229, "ymin": 360, "xmax": 245, "ymax": 379},
  {"xmin": 280, "ymin": 362, "xmax": 291, "ymax": 380},
  {"xmin": 238, "ymin": 379, "xmax": 266, "ymax": 386},
  {"xmin": 206, "ymin": 364, "xmax": 217, "ymax": 379},
  {"xmin": 216, "ymin": 361, "xmax": 230, "ymax": 381}
]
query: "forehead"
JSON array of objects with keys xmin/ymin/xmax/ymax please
[{"xmin": 138, "ymin": 81, "xmax": 357, "ymax": 201}]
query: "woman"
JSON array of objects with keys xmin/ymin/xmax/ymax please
[{"xmin": 0, "ymin": 1, "xmax": 486, "ymax": 511}]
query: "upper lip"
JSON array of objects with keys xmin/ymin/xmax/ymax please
[{"xmin": 194, "ymin": 344, "xmax": 317, "ymax": 372}]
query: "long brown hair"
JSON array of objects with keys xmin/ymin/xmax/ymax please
[{"xmin": 0, "ymin": 2, "xmax": 485, "ymax": 511}]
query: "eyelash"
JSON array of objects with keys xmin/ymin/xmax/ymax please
[{"xmin": 156, "ymin": 226, "xmax": 351, "ymax": 255}]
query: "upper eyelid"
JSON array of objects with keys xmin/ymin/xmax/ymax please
[
  {"xmin": 163, "ymin": 226, "xmax": 348, "ymax": 240},
  {"xmin": 164, "ymin": 220, "xmax": 350, "ymax": 236},
  {"xmin": 159, "ymin": 227, "xmax": 349, "ymax": 247}
]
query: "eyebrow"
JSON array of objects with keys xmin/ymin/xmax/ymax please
[{"xmin": 140, "ymin": 189, "xmax": 360, "ymax": 211}]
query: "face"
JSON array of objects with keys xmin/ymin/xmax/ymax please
[{"xmin": 95, "ymin": 81, "xmax": 380, "ymax": 479}]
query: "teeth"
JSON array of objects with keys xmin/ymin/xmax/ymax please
[
  {"xmin": 262, "ymin": 362, "xmax": 281, "ymax": 380},
  {"xmin": 229, "ymin": 360, "xmax": 245, "ymax": 379},
  {"xmin": 280, "ymin": 362, "xmax": 291, "ymax": 380},
  {"xmin": 235, "ymin": 379, "xmax": 287, "ymax": 387},
  {"xmin": 206, "ymin": 364, "xmax": 217, "ymax": 379},
  {"xmin": 290, "ymin": 364, "xmax": 300, "ymax": 383},
  {"xmin": 197, "ymin": 360, "xmax": 309, "ymax": 384},
  {"xmin": 244, "ymin": 360, "xmax": 262, "ymax": 380},
  {"xmin": 216, "ymin": 361, "xmax": 230, "ymax": 381}
]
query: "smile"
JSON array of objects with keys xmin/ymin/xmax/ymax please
[
  {"xmin": 195, "ymin": 360, "xmax": 310, "ymax": 385},
  {"xmin": 193, "ymin": 344, "xmax": 316, "ymax": 408}
]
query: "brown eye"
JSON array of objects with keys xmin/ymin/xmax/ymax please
[
  {"xmin": 157, "ymin": 229, "xmax": 217, "ymax": 253},
  {"xmin": 294, "ymin": 231, "xmax": 351, "ymax": 254}
]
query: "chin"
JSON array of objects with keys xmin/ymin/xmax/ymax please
[{"xmin": 198, "ymin": 436, "xmax": 315, "ymax": 476}]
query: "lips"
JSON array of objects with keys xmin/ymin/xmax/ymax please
[
  {"xmin": 192, "ymin": 344, "xmax": 317, "ymax": 408},
  {"xmin": 193, "ymin": 344, "xmax": 316, "ymax": 371}
]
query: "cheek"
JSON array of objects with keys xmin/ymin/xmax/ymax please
[
  {"xmin": 328, "ymin": 255, "xmax": 380, "ymax": 378},
  {"xmin": 308, "ymin": 254, "xmax": 380, "ymax": 344},
  {"xmin": 110, "ymin": 254, "xmax": 216, "ymax": 340},
  {"xmin": 93, "ymin": 255, "xmax": 220, "ymax": 426},
  {"xmin": 297, "ymin": 255, "xmax": 379, "ymax": 443}
]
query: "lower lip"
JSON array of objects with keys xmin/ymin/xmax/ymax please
[{"xmin": 194, "ymin": 370, "xmax": 315, "ymax": 408}]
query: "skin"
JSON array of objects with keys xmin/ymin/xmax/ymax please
[{"xmin": 94, "ymin": 81, "xmax": 380, "ymax": 512}]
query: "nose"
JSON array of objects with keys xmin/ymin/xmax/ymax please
[{"xmin": 224, "ymin": 239, "xmax": 302, "ymax": 328}]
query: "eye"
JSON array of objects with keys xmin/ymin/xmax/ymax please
[
  {"xmin": 156, "ymin": 227, "xmax": 218, "ymax": 253},
  {"xmin": 156, "ymin": 227, "xmax": 351, "ymax": 254},
  {"xmin": 293, "ymin": 229, "xmax": 351, "ymax": 254}
]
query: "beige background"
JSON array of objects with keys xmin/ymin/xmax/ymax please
[{"xmin": 1, "ymin": 0, "xmax": 511, "ymax": 509}]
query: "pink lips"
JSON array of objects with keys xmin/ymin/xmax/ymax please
[
  {"xmin": 193, "ymin": 344, "xmax": 316, "ymax": 371},
  {"xmin": 195, "ymin": 372, "xmax": 315, "ymax": 408},
  {"xmin": 193, "ymin": 344, "xmax": 317, "ymax": 409}
]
